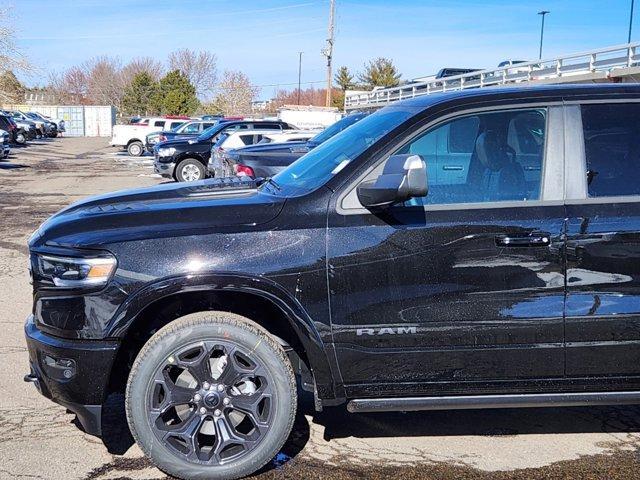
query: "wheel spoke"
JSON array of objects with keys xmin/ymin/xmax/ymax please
[
  {"xmin": 214, "ymin": 415, "xmax": 249, "ymax": 462},
  {"xmin": 168, "ymin": 412, "xmax": 206, "ymax": 461},
  {"xmin": 232, "ymin": 392, "xmax": 271, "ymax": 430},
  {"xmin": 178, "ymin": 344, "xmax": 212, "ymax": 387}
]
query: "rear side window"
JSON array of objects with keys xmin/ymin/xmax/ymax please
[
  {"xmin": 581, "ymin": 104, "xmax": 640, "ymax": 198},
  {"xmin": 154, "ymin": 120, "xmax": 166, "ymax": 127}
]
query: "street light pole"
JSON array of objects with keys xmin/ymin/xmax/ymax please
[
  {"xmin": 538, "ymin": 10, "xmax": 550, "ymax": 60},
  {"xmin": 297, "ymin": 52, "xmax": 303, "ymax": 105},
  {"xmin": 629, "ymin": 0, "xmax": 635, "ymax": 43}
]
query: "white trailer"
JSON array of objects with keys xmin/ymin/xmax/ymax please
[{"xmin": 277, "ymin": 105, "xmax": 342, "ymax": 130}]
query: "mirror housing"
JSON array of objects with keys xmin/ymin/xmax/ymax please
[{"xmin": 356, "ymin": 154, "xmax": 428, "ymax": 208}]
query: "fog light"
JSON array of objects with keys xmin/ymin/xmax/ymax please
[{"xmin": 42, "ymin": 355, "xmax": 77, "ymax": 381}]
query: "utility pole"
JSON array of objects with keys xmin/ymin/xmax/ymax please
[
  {"xmin": 629, "ymin": 0, "xmax": 635, "ymax": 43},
  {"xmin": 538, "ymin": 10, "xmax": 550, "ymax": 59},
  {"xmin": 297, "ymin": 52, "xmax": 303, "ymax": 105},
  {"xmin": 323, "ymin": 0, "xmax": 336, "ymax": 107}
]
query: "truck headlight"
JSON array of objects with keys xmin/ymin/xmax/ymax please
[
  {"xmin": 158, "ymin": 147, "xmax": 176, "ymax": 157},
  {"xmin": 36, "ymin": 253, "xmax": 117, "ymax": 288}
]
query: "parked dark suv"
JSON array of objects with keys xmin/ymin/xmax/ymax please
[
  {"xmin": 154, "ymin": 120, "xmax": 296, "ymax": 182},
  {"xmin": 25, "ymin": 84, "xmax": 640, "ymax": 480}
]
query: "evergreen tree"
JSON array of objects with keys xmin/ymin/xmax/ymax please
[
  {"xmin": 358, "ymin": 58, "xmax": 401, "ymax": 88},
  {"xmin": 334, "ymin": 66, "xmax": 354, "ymax": 91},
  {"xmin": 152, "ymin": 70, "xmax": 199, "ymax": 115},
  {"xmin": 121, "ymin": 72, "xmax": 158, "ymax": 116},
  {"xmin": 0, "ymin": 70, "xmax": 26, "ymax": 102}
]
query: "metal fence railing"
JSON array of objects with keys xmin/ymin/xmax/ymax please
[{"xmin": 345, "ymin": 42, "xmax": 640, "ymax": 110}]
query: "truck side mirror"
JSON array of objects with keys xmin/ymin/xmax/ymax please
[{"xmin": 356, "ymin": 154, "xmax": 428, "ymax": 208}]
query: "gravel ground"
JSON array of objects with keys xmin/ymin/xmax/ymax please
[{"xmin": 2, "ymin": 137, "xmax": 640, "ymax": 480}]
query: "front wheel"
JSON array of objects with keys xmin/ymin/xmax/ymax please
[
  {"xmin": 127, "ymin": 141, "xmax": 144, "ymax": 157},
  {"xmin": 126, "ymin": 312, "xmax": 297, "ymax": 480},
  {"xmin": 15, "ymin": 132, "xmax": 26, "ymax": 144},
  {"xmin": 176, "ymin": 158, "xmax": 205, "ymax": 182}
]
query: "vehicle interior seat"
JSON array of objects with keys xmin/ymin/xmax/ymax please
[{"xmin": 474, "ymin": 130, "xmax": 527, "ymax": 201}]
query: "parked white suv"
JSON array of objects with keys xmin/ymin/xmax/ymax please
[{"xmin": 111, "ymin": 117, "xmax": 189, "ymax": 156}]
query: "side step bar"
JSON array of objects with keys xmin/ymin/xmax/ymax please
[{"xmin": 347, "ymin": 391, "xmax": 640, "ymax": 413}]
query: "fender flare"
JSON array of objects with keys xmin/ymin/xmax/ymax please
[{"xmin": 107, "ymin": 272, "xmax": 340, "ymax": 399}]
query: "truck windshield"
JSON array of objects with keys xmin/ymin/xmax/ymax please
[
  {"xmin": 269, "ymin": 107, "xmax": 417, "ymax": 196},
  {"xmin": 307, "ymin": 113, "xmax": 367, "ymax": 147}
]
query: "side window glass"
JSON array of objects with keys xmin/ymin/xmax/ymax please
[
  {"xmin": 240, "ymin": 134, "xmax": 256, "ymax": 145},
  {"xmin": 581, "ymin": 104, "xmax": 640, "ymax": 197},
  {"xmin": 183, "ymin": 123, "xmax": 200, "ymax": 134},
  {"xmin": 153, "ymin": 121, "xmax": 165, "ymax": 127},
  {"xmin": 391, "ymin": 108, "xmax": 546, "ymax": 206}
]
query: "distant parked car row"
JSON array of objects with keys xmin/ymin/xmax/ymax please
[
  {"xmin": 0, "ymin": 109, "xmax": 64, "ymax": 148},
  {"xmin": 152, "ymin": 114, "xmax": 366, "ymax": 182},
  {"xmin": 0, "ymin": 109, "xmax": 65, "ymax": 161}
]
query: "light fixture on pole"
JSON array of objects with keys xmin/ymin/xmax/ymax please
[{"xmin": 538, "ymin": 10, "xmax": 550, "ymax": 60}]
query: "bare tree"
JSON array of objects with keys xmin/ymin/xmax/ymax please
[
  {"xmin": 47, "ymin": 67, "xmax": 88, "ymax": 104},
  {"xmin": 168, "ymin": 49, "xmax": 217, "ymax": 99},
  {"xmin": 82, "ymin": 56, "xmax": 126, "ymax": 107},
  {"xmin": 0, "ymin": 8, "xmax": 30, "ymax": 103},
  {"xmin": 122, "ymin": 56, "xmax": 164, "ymax": 83},
  {"xmin": 209, "ymin": 70, "xmax": 257, "ymax": 116}
]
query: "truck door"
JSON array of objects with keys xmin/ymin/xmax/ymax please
[{"xmin": 328, "ymin": 104, "xmax": 567, "ymax": 396}]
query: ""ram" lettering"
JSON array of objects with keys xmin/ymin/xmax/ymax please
[{"xmin": 356, "ymin": 326, "xmax": 417, "ymax": 336}]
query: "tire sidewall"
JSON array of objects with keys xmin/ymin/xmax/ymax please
[
  {"xmin": 128, "ymin": 142, "xmax": 143, "ymax": 156},
  {"xmin": 176, "ymin": 158, "xmax": 205, "ymax": 182},
  {"xmin": 127, "ymin": 317, "xmax": 295, "ymax": 480}
]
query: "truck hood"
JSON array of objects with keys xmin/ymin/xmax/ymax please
[{"xmin": 31, "ymin": 178, "xmax": 285, "ymax": 248}]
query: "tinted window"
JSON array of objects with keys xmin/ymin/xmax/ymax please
[
  {"xmin": 581, "ymin": 104, "xmax": 640, "ymax": 197},
  {"xmin": 154, "ymin": 120, "xmax": 165, "ymax": 127},
  {"xmin": 182, "ymin": 123, "xmax": 201, "ymax": 134},
  {"xmin": 395, "ymin": 108, "xmax": 546, "ymax": 206},
  {"xmin": 240, "ymin": 134, "xmax": 255, "ymax": 145},
  {"xmin": 271, "ymin": 107, "xmax": 416, "ymax": 196},
  {"xmin": 448, "ymin": 116, "xmax": 479, "ymax": 153},
  {"xmin": 257, "ymin": 123, "xmax": 282, "ymax": 130}
]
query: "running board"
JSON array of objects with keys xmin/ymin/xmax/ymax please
[{"xmin": 346, "ymin": 391, "xmax": 640, "ymax": 413}]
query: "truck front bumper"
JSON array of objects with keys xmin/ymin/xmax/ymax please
[
  {"xmin": 154, "ymin": 156, "xmax": 176, "ymax": 178},
  {"xmin": 24, "ymin": 315, "xmax": 120, "ymax": 436}
]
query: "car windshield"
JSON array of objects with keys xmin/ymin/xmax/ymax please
[
  {"xmin": 197, "ymin": 123, "xmax": 231, "ymax": 142},
  {"xmin": 268, "ymin": 107, "xmax": 417, "ymax": 196},
  {"xmin": 308, "ymin": 113, "xmax": 366, "ymax": 146}
]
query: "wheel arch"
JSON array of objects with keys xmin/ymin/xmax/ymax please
[{"xmin": 106, "ymin": 273, "xmax": 340, "ymax": 402}]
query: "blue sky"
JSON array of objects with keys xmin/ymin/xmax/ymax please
[{"xmin": 11, "ymin": 0, "xmax": 640, "ymax": 98}]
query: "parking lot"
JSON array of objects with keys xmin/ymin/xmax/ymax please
[{"xmin": 2, "ymin": 138, "xmax": 640, "ymax": 479}]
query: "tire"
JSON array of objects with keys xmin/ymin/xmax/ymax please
[
  {"xmin": 15, "ymin": 132, "xmax": 26, "ymax": 144},
  {"xmin": 127, "ymin": 141, "xmax": 144, "ymax": 157},
  {"xmin": 176, "ymin": 158, "xmax": 206, "ymax": 182},
  {"xmin": 126, "ymin": 312, "xmax": 297, "ymax": 480}
]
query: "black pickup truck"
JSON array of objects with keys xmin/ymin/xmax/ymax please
[
  {"xmin": 25, "ymin": 84, "xmax": 640, "ymax": 480},
  {"xmin": 154, "ymin": 120, "xmax": 296, "ymax": 182}
]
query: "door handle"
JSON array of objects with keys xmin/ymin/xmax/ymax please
[{"xmin": 495, "ymin": 232, "xmax": 551, "ymax": 247}]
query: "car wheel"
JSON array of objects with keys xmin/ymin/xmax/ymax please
[
  {"xmin": 176, "ymin": 158, "xmax": 205, "ymax": 182},
  {"xmin": 15, "ymin": 132, "xmax": 26, "ymax": 144},
  {"xmin": 126, "ymin": 311, "xmax": 297, "ymax": 480},
  {"xmin": 127, "ymin": 141, "xmax": 144, "ymax": 157}
]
